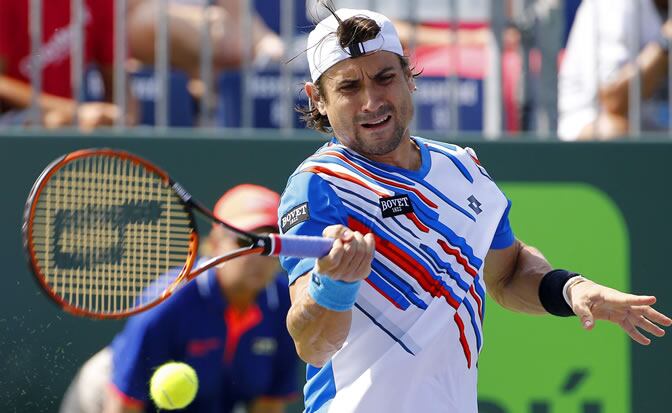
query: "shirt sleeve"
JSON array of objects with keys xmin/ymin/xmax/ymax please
[
  {"xmin": 490, "ymin": 199, "xmax": 515, "ymax": 249},
  {"xmin": 110, "ymin": 308, "xmax": 177, "ymax": 402},
  {"xmin": 278, "ymin": 172, "xmax": 348, "ymax": 284}
]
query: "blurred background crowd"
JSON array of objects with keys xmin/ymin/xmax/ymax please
[{"xmin": 1, "ymin": 0, "xmax": 671, "ymax": 139}]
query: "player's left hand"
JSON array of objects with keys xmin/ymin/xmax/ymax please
[{"xmin": 567, "ymin": 279, "xmax": 672, "ymax": 345}]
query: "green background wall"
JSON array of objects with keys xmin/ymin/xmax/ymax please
[{"xmin": 1, "ymin": 134, "xmax": 670, "ymax": 412}]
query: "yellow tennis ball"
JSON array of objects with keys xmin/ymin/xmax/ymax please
[{"xmin": 149, "ymin": 362, "xmax": 198, "ymax": 410}]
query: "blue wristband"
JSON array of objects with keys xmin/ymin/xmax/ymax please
[{"xmin": 307, "ymin": 270, "xmax": 361, "ymax": 312}]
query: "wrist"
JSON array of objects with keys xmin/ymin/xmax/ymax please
[
  {"xmin": 539, "ymin": 269, "xmax": 582, "ymax": 317},
  {"xmin": 307, "ymin": 269, "xmax": 361, "ymax": 312},
  {"xmin": 562, "ymin": 275, "xmax": 588, "ymax": 307}
]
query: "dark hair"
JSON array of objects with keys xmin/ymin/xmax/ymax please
[{"xmin": 297, "ymin": 14, "xmax": 421, "ymax": 134}]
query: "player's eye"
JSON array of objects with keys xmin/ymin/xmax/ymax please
[{"xmin": 378, "ymin": 74, "xmax": 395, "ymax": 83}]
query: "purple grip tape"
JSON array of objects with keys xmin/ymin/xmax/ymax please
[{"xmin": 276, "ymin": 235, "xmax": 334, "ymax": 258}]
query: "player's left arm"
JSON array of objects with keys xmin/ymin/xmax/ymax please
[
  {"xmin": 483, "ymin": 238, "xmax": 549, "ymax": 315},
  {"xmin": 484, "ymin": 238, "xmax": 672, "ymax": 344}
]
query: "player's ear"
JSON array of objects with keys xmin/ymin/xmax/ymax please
[
  {"xmin": 305, "ymin": 82, "xmax": 327, "ymax": 116},
  {"xmin": 405, "ymin": 69, "xmax": 416, "ymax": 93},
  {"xmin": 401, "ymin": 58, "xmax": 416, "ymax": 93},
  {"xmin": 408, "ymin": 76, "xmax": 416, "ymax": 94}
]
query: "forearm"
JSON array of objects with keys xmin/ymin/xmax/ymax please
[
  {"xmin": 0, "ymin": 75, "xmax": 75, "ymax": 111},
  {"xmin": 485, "ymin": 241, "xmax": 552, "ymax": 314},
  {"xmin": 599, "ymin": 42, "xmax": 669, "ymax": 115},
  {"xmin": 287, "ymin": 274, "xmax": 352, "ymax": 367}
]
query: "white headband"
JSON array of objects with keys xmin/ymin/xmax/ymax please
[{"xmin": 306, "ymin": 8, "xmax": 404, "ymax": 82}]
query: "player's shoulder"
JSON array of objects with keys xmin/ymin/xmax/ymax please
[
  {"xmin": 416, "ymin": 137, "xmax": 481, "ymax": 162},
  {"xmin": 287, "ymin": 139, "xmax": 347, "ymax": 178},
  {"xmin": 416, "ymin": 137, "xmax": 494, "ymax": 182}
]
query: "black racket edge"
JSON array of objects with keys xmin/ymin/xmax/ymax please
[{"xmin": 168, "ymin": 179, "xmax": 276, "ymax": 255}]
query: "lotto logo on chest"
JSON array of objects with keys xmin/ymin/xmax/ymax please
[{"xmin": 379, "ymin": 194, "xmax": 414, "ymax": 218}]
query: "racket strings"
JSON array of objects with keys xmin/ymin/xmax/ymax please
[{"xmin": 30, "ymin": 155, "xmax": 195, "ymax": 316}]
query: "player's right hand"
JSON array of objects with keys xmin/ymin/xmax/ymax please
[{"xmin": 315, "ymin": 224, "xmax": 375, "ymax": 283}]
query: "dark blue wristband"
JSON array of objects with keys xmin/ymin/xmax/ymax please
[{"xmin": 539, "ymin": 269, "xmax": 580, "ymax": 317}]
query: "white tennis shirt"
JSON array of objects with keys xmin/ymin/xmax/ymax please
[{"xmin": 279, "ymin": 137, "xmax": 514, "ymax": 412}]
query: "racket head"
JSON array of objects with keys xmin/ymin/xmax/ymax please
[{"xmin": 22, "ymin": 149, "xmax": 199, "ymax": 319}]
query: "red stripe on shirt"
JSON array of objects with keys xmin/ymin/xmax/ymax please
[
  {"xmin": 437, "ymin": 239, "xmax": 478, "ymax": 277},
  {"xmin": 303, "ymin": 166, "xmax": 387, "ymax": 198},
  {"xmin": 365, "ymin": 278, "xmax": 404, "ymax": 310},
  {"xmin": 316, "ymin": 150, "xmax": 438, "ymax": 208},
  {"xmin": 454, "ymin": 312, "xmax": 472, "ymax": 369},
  {"xmin": 469, "ymin": 285, "xmax": 483, "ymax": 321},
  {"xmin": 348, "ymin": 217, "xmax": 459, "ymax": 309}
]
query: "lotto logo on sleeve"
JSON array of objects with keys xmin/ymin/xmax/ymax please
[
  {"xmin": 280, "ymin": 202, "xmax": 310, "ymax": 233},
  {"xmin": 379, "ymin": 194, "xmax": 414, "ymax": 218}
]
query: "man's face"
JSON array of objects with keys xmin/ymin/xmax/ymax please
[{"xmin": 312, "ymin": 51, "xmax": 415, "ymax": 157}]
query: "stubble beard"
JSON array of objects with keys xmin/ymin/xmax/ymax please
[{"xmin": 350, "ymin": 101, "xmax": 413, "ymax": 157}]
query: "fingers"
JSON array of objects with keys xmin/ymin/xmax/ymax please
[
  {"xmin": 572, "ymin": 298, "xmax": 595, "ymax": 330},
  {"xmin": 640, "ymin": 306, "xmax": 672, "ymax": 327},
  {"xmin": 322, "ymin": 224, "xmax": 352, "ymax": 240},
  {"xmin": 316, "ymin": 225, "xmax": 375, "ymax": 282},
  {"xmin": 605, "ymin": 291, "xmax": 657, "ymax": 307},
  {"xmin": 635, "ymin": 315, "xmax": 666, "ymax": 338},
  {"xmin": 621, "ymin": 318, "xmax": 651, "ymax": 346}
]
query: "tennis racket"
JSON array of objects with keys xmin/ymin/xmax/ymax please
[{"xmin": 22, "ymin": 148, "xmax": 333, "ymax": 319}]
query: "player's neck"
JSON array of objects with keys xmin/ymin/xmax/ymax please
[{"xmin": 367, "ymin": 136, "xmax": 421, "ymax": 170}]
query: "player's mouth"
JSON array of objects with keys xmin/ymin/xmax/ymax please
[{"xmin": 360, "ymin": 115, "xmax": 392, "ymax": 130}]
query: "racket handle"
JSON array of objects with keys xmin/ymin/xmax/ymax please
[{"xmin": 267, "ymin": 234, "xmax": 334, "ymax": 258}]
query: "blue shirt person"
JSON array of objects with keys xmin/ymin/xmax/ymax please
[{"xmin": 60, "ymin": 184, "xmax": 299, "ymax": 413}]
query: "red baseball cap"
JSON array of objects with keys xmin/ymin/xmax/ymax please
[{"xmin": 213, "ymin": 184, "xmax": 280, "ymax": 232}]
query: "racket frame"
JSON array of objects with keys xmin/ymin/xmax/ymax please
[
  {"xmin": 23, "ymin": 148, "xmax": 317, "ymax": 319},
  {"xmin": 22, "ymin": 148, "xmax": 202, "ymax": 318}
]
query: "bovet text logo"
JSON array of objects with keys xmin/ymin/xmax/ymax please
[
  {"xmin": 379, "ymin": 194, "xmax": 414, "ymax": 218},
  {"xmin": 280, "ymin": 202, "xmax": 310, "ymax": 233}
]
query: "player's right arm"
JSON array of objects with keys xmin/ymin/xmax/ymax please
[
  {"xmin": 287, "ymin": 225, "xmax": 374, "ymax": 367},
  {"xmin": 279, "ymin": 171, "xmax": 374, "ymax": 367}
]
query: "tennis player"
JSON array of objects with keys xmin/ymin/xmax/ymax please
[
  {"xmin": 278, "ymin": 7, "xmax": 672, "ymax": 413},
  {"xmin": 60, "ymin": 184, "xmax": 299, "ymax": 413}
]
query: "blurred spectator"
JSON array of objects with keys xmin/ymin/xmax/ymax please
[
  {"xmin": 59, "ymin": 184, "xmax": 299, "ymax": 413},
  {"xmin": 559, "ymin": 0, "xmax": 672, "ymax": 140},
  {"xmin": 0, "ymin": 0, "xmax": 137, "ymax": 130},
  {"xmin": 307, "ymin": 0, "xmax": 491, "ymax": 50},
  {"xmin": 127, "ymin": 0, "xmax": 286, "ymax": 79}
]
